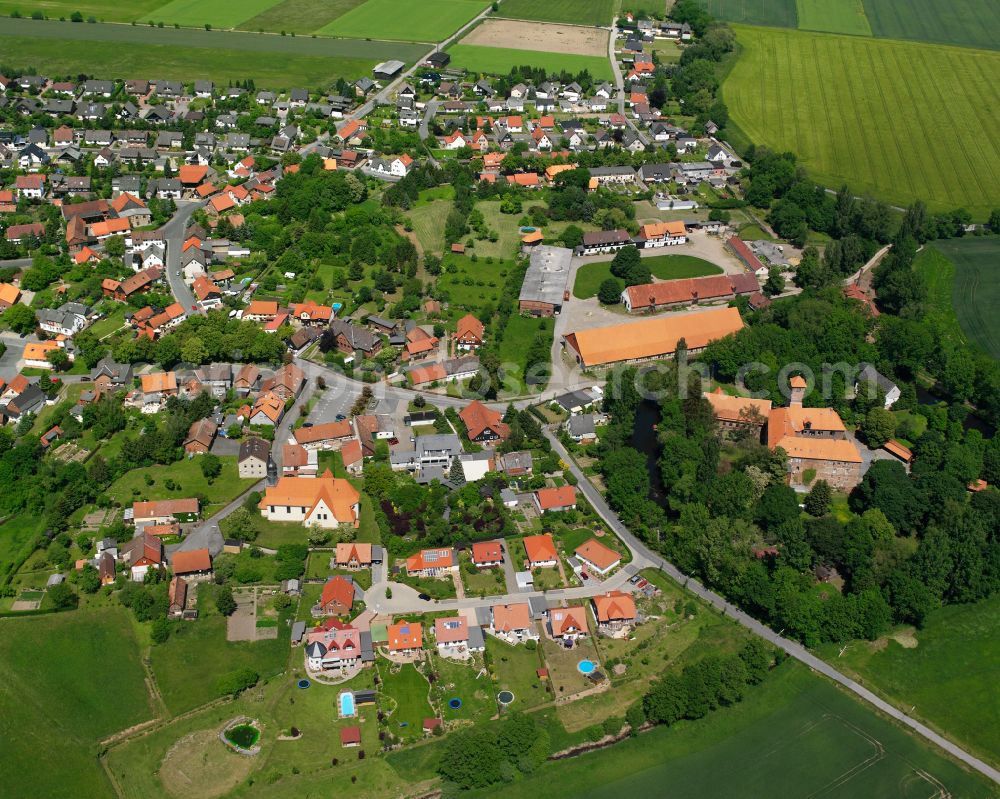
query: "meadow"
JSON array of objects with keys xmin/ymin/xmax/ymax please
[
  {"xmin": 862, "ymin": 0, "xmax": 1000, "ymax": 50},
  {"xmin": 933, "ymin": 237, "xmax": 1000, "ymax": 360},
  {"xmin": 795, "ymin": 0, "xmax": 871, "ymax": 36},
  {"xmin": 238, "ymin": 0, "xmax": 365, "ymax": 33},
  {"xmin": 0, "ymin": 608, "xmax": 152, "ymax": 799},
  {"xmin": 436, "ymin": 253, "xmax": 511, "ymax": 308},
  {"xmin": 317, "ymin": 0, "xmax": 488, "ymax": 41},
  {"xmin": 0, "ymin": 0, "xmax": 163, "ymax": 21},
  {"xmin": 498, "ymin": 313, "xmax": 555, "ymax": 393},
  {"xmin": 696, "ymin": 0, "xmax": 797, "ymax": 28},
  {"xmin": 724, "ymin": 25, "xmax": 1000, "ymax": 216},
  {"xmin": 573, "ymin": 254, "xmax": 723, "ymax": 299},
  {"xmin": 150, "ymin": 605, "xmax": 291, "ymax": 715},
  {"xmin": 497, "ymin": 0, "xmax": 614, "ymax": 27},
  {"xmin": 107, "ymin": 455, "xmax": 254, "ymax": 515},
  {"xmin": 0, "ymin": 18, "xmax": 426, "ymax": 87},
  {"xmin": 446, "ymin": 44, "xmax": 614, "ymax": 79},
  {"xmin": 817, "ymin": 594, "xmax": 1000, "ymax": 769},
  {"xmin": 472, "ymin": 661, "xmax": 997, "ymax": 799},
  {"xmin": 147, "ymin": 0, "xmax": 282, "ymax": 28}
]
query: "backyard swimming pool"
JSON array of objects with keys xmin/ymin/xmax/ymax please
[
  {"xmin": 577, "ymin": 659, "xmax": 596, "ymax": 675},
  {"xmin": 339, "ymin": 691, "xmax": 356, "ymax": 717}
]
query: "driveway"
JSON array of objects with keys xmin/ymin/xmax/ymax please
[
  {"xmin": 0, "ymin": 332, "xmax": 36, "ymax": 381},
  {"xmin": 500, "ymin": 540, "xmax": 521, "ymax": 594}
]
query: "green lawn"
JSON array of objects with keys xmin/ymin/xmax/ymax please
[
  {"xmin": 817, "ymin": 594, "xmax": 1000, "ymax": 769},
  {"xmin": 738, "ymin": 223, "xmax": 774, "ymax": 241},
  {"xmin": 108, "ymin": 456, "xmax": 254, "ymax": 516},
  {"xmin": 106, "ymin": 671, "xmax": 400, "ymax": 799},
  {"xmin": 0, "ymin": 18, "xmax": 426, "ymax": 88},
  {"xmin": 151, "ymin": 0, "xmax": 283, "ymax": 27},
  {"xmin": 486, "ymin": 635, "xmax": 548, "ymax": 709},
  {"xmin": 497, "ymin": 0, "xmax": 613, "ymax": 26},
  {"xmin": 474, "ymin": 200, "xmax": 525, "ymax": 259},
  {"xmin": 0, "ymin": 607, "xmax": 153, "ymax": 799},
  {"xmin": 150, "ymin": 607, "xmax": 290, "ymax": 715},
  {"xmin": 376, "ymin": 659, "xmax": 434, "ymax": 741},
  {"xmin": 573, "ymin": 254, "xmax": 723, "ymax": 299},
  {"xmin": 696, "ymin": 0, "xmax": 797, "ymax": 27},
  {"xmin": 238, "ymin": 0, "xmax": 365, "ymax": 33},
  {"xmin": 431, "ymin": 650, "xmax": 497, "ymax": 722},
  {"xmin": 436, "ymin": 253, "xmax": 511, "ymax": 309},
  {"xmin": 446, "ymin": 44, "xmax": 614, "ymax": 80},
  {"xmin": 725, "ymin": 25, "xmax": 1000, "ymax": 216},
  {"xmin": 796, "ymin": 0, "xmax": 871, "ymax": 34},
  {"xmin": 912, "ymin": 244, "xmax": 967, "ymax": 350},
  {"xmin": 458, "ymin": 553, "xmax": 507, "ymax": 597},
  {"xmin": 932, "ymin": 237, "xmax": 1000, "ymax": 360},
  {"xmin": 393, "ymin": 570, "xmax": 457, "ymax": 599},
  {"xmin": 317, "ymin": 0, "xmax": 488, "ymax": 41},
  {"xmin": 540, "ymin": 629, "xmax": 601, "ymax": 696},
  {"xmin": 408, "ymin": 199, "xmax": 452, "ymax": 258},
  {"xmin": 472, "ymin": 660, "xmax": 996, "ymax": 799},
  {"xmin": 0, "ymin": 0, "xmax": 162, "ymax": 21},
  {"xmin": 497, "ymin": 313, "xmax": 554, "ymax": 395},
  {"xmin": 88, "ymin": 306, "xmax": 129, "ymax": 339},
  {"xmin": 261, "ymin": 666, "xmax": 380, "ymax": 772},
  {"xmin": 862, "ymin": 0, "xmax": 1000, "ymax": 50}
]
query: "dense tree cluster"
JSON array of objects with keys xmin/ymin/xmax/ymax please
[
  {"xmin": 438, "ymin": 712, "xmax": 550, "ymax": 790},
  {"xmin": 639, "ymin": 638, "xmax": 775, "ymax": 727}
]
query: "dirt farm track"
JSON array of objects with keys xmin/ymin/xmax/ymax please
[{"xmin": 461, "ymin": 19, "xmax": 609, "ymax": 56}]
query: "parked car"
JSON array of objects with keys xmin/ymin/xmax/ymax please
[
  {"xmin": 417, "ymin": 593, "xmax": 431, "ymax": 601},
  {"xmin": 335, "ymin": 413, "xmax": 347, "ymax": 421}
]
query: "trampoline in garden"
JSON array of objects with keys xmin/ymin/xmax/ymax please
[
  {"xmin": 497, "ymin": 690, "xmax": 514, "ymax": 706},
  {"xmin": 577, "ymin": 659, "xmax": 596, "ymax": 675},
  {"xmin": 297, "ymin": 679, "xmax": 311, "ymax": 689},
  {"xmin": 448, "ymin": 698, "xmax": 463, "ymax": 709}
]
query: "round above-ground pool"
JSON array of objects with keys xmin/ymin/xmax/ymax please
[
  {"xmin": 577, "ymin": 659, "xmax": 596, "ymax": 675},
  {"xmin": 519, "ymin": 226, "xmax": 537, "ymax": 233},
  {"xmin": 332, "ymin": 302, "xmax": 343, "ymax": 312},
  {"xmin": 497, "ymin": 690, "xmax": 514, "ymax": 705},
  {"xmin": 448, "ymin": 698, "xmax": 462, "ymax": 709},
  {"xmin": 297, "ymin": 679, "xmax": 311, "ymax": 689}
]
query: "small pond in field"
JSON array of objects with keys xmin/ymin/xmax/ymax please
[{"xmin": 224, "ymin": 724, "xmax": 260, "ymax": 749}]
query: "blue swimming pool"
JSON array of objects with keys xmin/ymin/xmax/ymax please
[
  {"xmin": 339, "ymin": 691, "xmax": 356, "ymax": 717},
  {"xmin": 577, "ymin": 659, "xmax": 596, "ymax": 675},
  {"xmin": 332, "ymin": 302, "xmax": 343, "ymax": 312}
]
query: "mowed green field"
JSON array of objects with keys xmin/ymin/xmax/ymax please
[
  {"xmin": 473, "ymin": 662, "xmax": 996, "ymax": 799},
  {"xmin": 818, "ymin": 594, "xmax": 1000, "ymax": 769},
  {"xmin": 795, "ymin": 0, "xmax": 871, "ymax": 35},
  {"xmin": 318, "ymin": 0, "xmax": 487, "ymax": 41},
  {"xmin": 447, "ymin": 43, "xmax": 614, "ymax": 79},
  {"xmin": 863, "ymin": 0, "xmax": 1000, "ymax": 51},
  {"xmin": 696, "ymin": 0, "xmax": 797, "ymax": 28},
  {"xmin": 912, "ymin": 245, "xmax": 968, "ymax": 350},
  {"xmin": 498, "ymin": 0, "xmax": 614, "ymax": 27},
  {"xmin": 725, "ymin": 26, "xmax": 1000, "ymax": 216},
  {"xmin": 0, "ymin": 0, "xmax": 163, "ymax": 21},
  {"xmin": 933, "ymin": 237, "xmax": 1000, "ymax": 360},
  {"xmin": 0, "ymin": 608, "xmax": 153, "ymax": 799},
  {"xmin": 151, "ymin": 0, "xmax": 282, "ymax": 28},
  {"xmin": 0, "ymin": 18, "xmax": 426, "ymax": 87}
]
